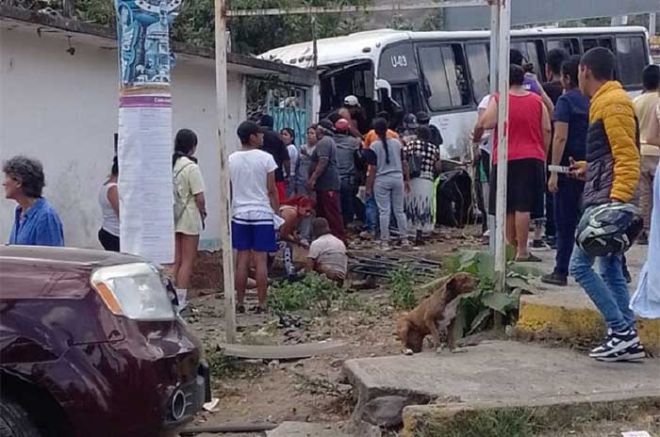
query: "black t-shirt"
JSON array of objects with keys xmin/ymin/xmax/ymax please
[
  {"xmin": 542, "ymin": 81, "xmax": 564, "ymax": 163},
  {"xmin": 542, "ymin": 81, "xmax": 563, "ymax": 105},
  {"xmin": 261, "ymin": 130, "xmax": 289, "ymax": 182}
]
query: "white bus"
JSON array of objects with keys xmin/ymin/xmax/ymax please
[{"xmin": 261, "ymin": 26, "xmax": 652, "ymax": 159}]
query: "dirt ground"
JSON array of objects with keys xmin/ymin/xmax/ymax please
[{"xmin": 184, "ymin": 226, "xmax": 486, "ymax": 429}]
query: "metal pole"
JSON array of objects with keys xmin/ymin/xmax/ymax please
[
  {"xmin": 650, "ymin": 13, "xmax": 657, "ymax": 37},
  {"xmin": 214, "ymin": 0, "xmax": 237, "ymax": 343},
  {"xmin": 494, "ymin": 0, "xmax": 510, "ymax": 293},
  {"xmin": 487, "ymin": 1, "xmax": 499, "ymax": 254}
]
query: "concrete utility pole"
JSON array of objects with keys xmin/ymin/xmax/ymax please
[
  {"xmin": 491, "ymin": 0, "xmax": 511, "ymax": 295},
  {"xmin": 214, "ymin": 0, "xmax": 237, "ymax": 343}
]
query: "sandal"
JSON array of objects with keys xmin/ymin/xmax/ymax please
[{"xmin": 515, "ymin": 253, "xmax": 542, "ymax": 263}]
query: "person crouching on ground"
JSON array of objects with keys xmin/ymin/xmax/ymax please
[
  {"xmin": 306, "ymin": 217, "xmax": 348, "ymax": 284},
  {"xmin": 568, "ymin": 47, "xmax": 643, "ymax": 362},
  {"xmin": 278, "ymin": 195, "xmax": 315, "ymax": 280},
  {"xmin": 4, "ymin": 156, "xmax": 64, "ymax": 246},
  {"xmin": 229, "ymin": 121, "xmax": 280, "ymax": 314}
]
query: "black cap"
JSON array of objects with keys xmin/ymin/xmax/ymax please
[
  {"xmin": 415, "ymin": 111, "xmax": 431, "ymax": 123},
  {"xmin": 318, "ymin": 119, "xmax": 335, "ymax": 134},
  {"xmin": 237, "ymin": 121, "xmax": 265, "ymax": 143}
]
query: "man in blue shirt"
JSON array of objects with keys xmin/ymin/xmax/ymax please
[
  {"xmin": 542, "ymin": 56, "xmax": 589, "ymax": 286},
  {"xmin": 3, "ymin": 156, "xmax": 64, "ymax": 247}
]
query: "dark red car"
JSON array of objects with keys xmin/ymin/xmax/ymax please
[{"xmin": 0, "ymin": 246, "xmax": 209, "ymax": 437}]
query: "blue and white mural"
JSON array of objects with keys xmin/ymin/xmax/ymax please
[{"xmin": 115, "ymin": 0, "xmax": 183, "ymax": 87}]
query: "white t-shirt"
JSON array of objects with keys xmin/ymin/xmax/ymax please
[
  {"xmin": 477, "ymin": 95, "xmax": 493, "ymax": 154},
  {"xmin": 228, "ymin": 149, "xmax": 278, "ymax": 217},
  {"xmin": 308, "ymin": 233, "xmax": 348, "ymax": 279},
  {"xmin": 287, "ymin": 144, "xmax": 299, "ymax": 178}
]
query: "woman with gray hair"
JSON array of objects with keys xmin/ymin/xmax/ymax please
[{"xmin": 3, "ymin": 156, "xmax": 64, "ymax": 246}]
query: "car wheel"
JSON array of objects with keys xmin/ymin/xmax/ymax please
[{"xmin": 0, "ymin": 395, "xmax": 42, "ymax": 437}]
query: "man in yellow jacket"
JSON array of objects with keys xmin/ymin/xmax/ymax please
[{"xmin": 568, "ymin": 47, "xmax": 644, "ymax": 362}]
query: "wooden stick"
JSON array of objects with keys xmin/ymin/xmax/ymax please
[{"xmin": 214, "ymin": 0, "xmax": 236, "ymax": 343}]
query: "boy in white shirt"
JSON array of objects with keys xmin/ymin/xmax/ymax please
[
  {"xmin": 229, "ymin": 121, "xmax": 280, "ymax": 313},
  {"xmin": 306, "ymin": 217, "xmax": 348, "ymax": 284}
]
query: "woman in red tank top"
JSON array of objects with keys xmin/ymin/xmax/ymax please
[{"xmin": 478, "ymin": 65, "xmax": 552, "ymax": 261}]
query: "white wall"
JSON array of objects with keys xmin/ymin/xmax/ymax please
[{"xmin": 0, "ymin": 25, "xmax": 245, "ymax": 250}]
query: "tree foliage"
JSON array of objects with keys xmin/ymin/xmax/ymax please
[
  {"xmin": 70, "ymin": 0, "xmax": 445, "ymax": 55},
  {"xmin": 173, "ymin": 0, "xmax": 371, "ymax": 54}
]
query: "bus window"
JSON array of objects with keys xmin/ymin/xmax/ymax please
[
  {"xmin": 418, "ymin": 44, "xmax": 471, "ymax": 111},
  {"xmin": 582, "ymin": 37, "xmax": 614, "ymax": 53},
  {"xmin": 391, "ymin": 84, "xmax": 423, "ymax": 115},
  {"xmin": 547, "ymin": 38, "xmax": 580, "ymax": 55},
  {"xmin": 511, "ymin": 41, "xmax": 542, "ymax": 78},
  {"xmin": 465, "ymin": 43, "xmax": 490, "ymax": 103},
  {"xmin": 616, "ymin": 36, "xmax": 647, "ymax": 87}
]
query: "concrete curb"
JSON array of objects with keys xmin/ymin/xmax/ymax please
[
  {"xmin": 402, "ymin": 396, "xmax": 660, "ymax": 436},
  {"xmin": 517, "ymin": 294, "xmax": 660, "ymax": 354}
]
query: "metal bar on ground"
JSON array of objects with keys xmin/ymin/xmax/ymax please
[
  {"xmin": 214, "ymin": 0, "xmax": 237, "ymax": 343},
  {"xmin": 493, "ymin": 0, "xmax": 510, "ymax": 294}
]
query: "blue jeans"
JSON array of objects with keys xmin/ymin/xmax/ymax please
[
  {"xmin": 569, "ymin": 245, "xmax": 635, "ymax": 332},
  {"xmin": 365, "ymin": 194, "xmax": 378, "ymax": 233}
]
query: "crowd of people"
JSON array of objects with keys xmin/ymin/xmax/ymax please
[{"xmin": 3, "ymin": 45, "xmax": 659, "ymax": 361}]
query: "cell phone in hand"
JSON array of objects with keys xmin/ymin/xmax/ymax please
[{"xmin": 548, "ymin": 165, "xmax": 570, "ymax": 174}]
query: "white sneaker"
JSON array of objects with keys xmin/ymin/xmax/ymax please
[{"xmin": 379, "ymin": 241, "xmax": 392, "ymax": 251}]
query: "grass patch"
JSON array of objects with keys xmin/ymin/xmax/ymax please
[
  {"xmin": 388, "ymin": 264, "xmax": 418, "ymax": 310},
  {"xmin": 268, "ymin": 273, "xmax": 356, "ymax": 316},
  {"xmin": 206, "ymin": 348, "xmax": 265, "ymax": 381},
  {"xmin": 411, "ymin": 399, "xmax": 660, "ymax": 437},
  {"xmin": 417, "ymin": 408, "xmax": 537, "ymax": 437}
]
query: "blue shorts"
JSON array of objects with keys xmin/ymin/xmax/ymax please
[{"xmin": 232, "ymin": 218, "xmax": 277, "ymax": 252}]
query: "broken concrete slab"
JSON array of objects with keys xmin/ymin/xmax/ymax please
[{"xmin": 344, "ymin": 341, "xmax": 660, "ymax": 427}]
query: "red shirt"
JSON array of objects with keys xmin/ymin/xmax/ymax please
[{"xmin": 492, "ymin": 93, "xmax": 545, "ymax": 164}]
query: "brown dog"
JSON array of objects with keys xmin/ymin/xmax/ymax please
[{"xmin": 396, "ymin": 272, "xmax": 477, "ymax": 353}]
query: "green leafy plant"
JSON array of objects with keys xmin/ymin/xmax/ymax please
[
  {"xmin": 267, "ymin": 273, "xmax": 348, "ymax": 316},
  {"xmin": 443, "ymin": 249, "xmax": 538, "ymax": 340},
  {"xmin": 388, "ymin": 264, "xmax": 418, "ymax": 310}
]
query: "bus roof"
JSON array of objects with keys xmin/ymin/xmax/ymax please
[{"xmin": 260, "ymin": 26, "xmax": 647, "ymax": 69}]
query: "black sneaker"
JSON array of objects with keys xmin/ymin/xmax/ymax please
[
  {"xmin": 531, "ymin": 239, "xmax": 547, "ymax": 249},
  {"xmin": 545, "ymin": 236, "xmax": 557, "ymax": 250},
  {"xmin": 541, "ymin": 272, "xmax": 567, "ymax": 286},
  {"xmin": 595, "ymin": 342, "xmax": 647, "ymax": 362},
  {"xmin": 589, "ymin": 329, "xmax": 639, "ymax": 360},
  {"xmin": 236, "ymin": 303, "xmax": 246, "ymax": 314}
]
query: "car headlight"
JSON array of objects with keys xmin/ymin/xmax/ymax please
[{"xmin": 91, "ymin": 263, "xmax": 176, "ymax": 321}]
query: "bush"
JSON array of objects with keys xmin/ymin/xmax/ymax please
[
  {"xmin": 267, "ymin": 273, "xmax": 348, "ymax": 316},
  {"xmin": 443, "ymin": 249, "xmax": 539, "ymax": 339},
  {"xmin": 388, "ymin": 264, "xmax": 418, "ymax": 310}
]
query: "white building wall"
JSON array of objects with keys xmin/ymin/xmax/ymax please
[{"xmin": 0, "ymin": 25, "xmax": 244, "ymax": 250}]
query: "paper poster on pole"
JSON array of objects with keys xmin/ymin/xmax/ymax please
[
  {"xmin": 114, "ymin": 0, "xmax": 182, "ymax": 264},
  {"xmin": 117, "ymin": 95, "xmax": 174, "ymax": 263}
]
